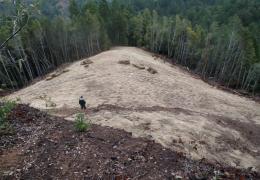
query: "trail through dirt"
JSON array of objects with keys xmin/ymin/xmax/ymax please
[{"xmin": 8, "ymin": 47, "xmax": 260, "ymax": 171}]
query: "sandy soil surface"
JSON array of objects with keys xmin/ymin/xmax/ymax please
[{"xmin": 8, "ymin": 47, "xmax": 260, "ymax": 171}]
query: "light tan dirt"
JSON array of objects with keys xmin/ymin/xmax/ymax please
[{"xmin": 8, "ymin": 47, "xmax": 260, "ymax": 171}]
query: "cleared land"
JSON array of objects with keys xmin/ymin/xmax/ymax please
[
  {"xmin": 2, "ymin": 105, "xmax": 259, "ymax": 179},
  {"xmin": 9, "ymin": 47, "xmax": 260, "ymax": 171}
]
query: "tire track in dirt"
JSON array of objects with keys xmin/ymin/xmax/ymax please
[
  {"xmin": 48, "ymin": 104, "xmax": 205, "ymax": 117},
  {"xmin": 48, "ymin": 104, "xmax": 260, "ymax": 160}
]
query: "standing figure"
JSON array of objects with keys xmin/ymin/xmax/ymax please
[{"xmin": 79, "ymin": 96, "xmax": 86, "ymax": 110}]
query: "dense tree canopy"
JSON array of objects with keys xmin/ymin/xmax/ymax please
[{"xmin": 0, "ymin": 0, "xmax": 259, "ymax": 94}]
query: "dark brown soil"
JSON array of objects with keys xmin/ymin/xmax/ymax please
[
  {"xmin": 0, "ymin": 105, "xmax": 259, "ymax": 179},
  {"xmin": 0, "ymin": 90, "xmax": 11, "ymax": 97}
]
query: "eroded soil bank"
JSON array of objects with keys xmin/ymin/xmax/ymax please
[{"xmin": 0, "ymin": 105, "xmax": 259, "ymax": 179}]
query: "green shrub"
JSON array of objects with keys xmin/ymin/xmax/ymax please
[
  {"xmin": 0, "ymin": 121, "xmax": 14, "ymax": 135},
  {"xmin": 0, "ymin": 100, "xmax": 16, "ymax": 135},
  {"xmin": 74, "ymin": 113, "xmax": 90, "ymax": 132},
  {"xmin": 0, "ymin": 100, "xmax": 16, "ymax": 123}
]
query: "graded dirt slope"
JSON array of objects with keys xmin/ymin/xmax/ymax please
[
  {"xmin": 8, "ymin": 47, "xmax": 260, "ymax": 171},
  {"xmin": 1, "ymin": 105, "xmax": 258, "ymax": 179}
]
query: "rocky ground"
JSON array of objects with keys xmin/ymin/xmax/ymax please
[{"xmin": 0, "ymin": 104, "xmax": 259, "ymax": 179}]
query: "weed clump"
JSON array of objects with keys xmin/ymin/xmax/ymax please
[
  {"xmin": 38, "ymin": 94, "xmax": 56, "ymax": 108},
  {"xmin": 0, "ymin": 100, "xmax": 16, "ymax": 135},
  {"xmin": 74, "ymin": 113, "xmax": 90, "ymax": 132}
]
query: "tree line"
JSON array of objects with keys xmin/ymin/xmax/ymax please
[{"xmin": 0, "ymin": 0, "xmax": 259, "ymax": 94}]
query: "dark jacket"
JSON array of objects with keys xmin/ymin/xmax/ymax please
[{"xmin": 79, "ymin": 97, "xmax": 86, "ymax": 107}]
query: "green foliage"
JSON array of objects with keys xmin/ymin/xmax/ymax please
[
  {"xmin": 74, "ymin": 113, "xmax": 90, "ymax": 132},
  {"xmin": 0, "ymin": 100, "xmax": 16, "ymax": 121},
  {"xmin": 0, "ymin": 24, "xmax": 11, "ymax": 43},
  {"xmin": 69, "ymin": 0, "xmax": 80, "ymax": 19},
  {"xmin": 0, "ymin": 100, "xmax": 16, "ymax": 135},
  {"xmin": 0, "ymin": 121, "xmax": 14, "ymax": 135}
]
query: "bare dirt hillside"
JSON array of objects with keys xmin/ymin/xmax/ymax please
[
  {"xmin": 8, "ymin": 47, "xmax": 260, "ymax": 171},
  {"xmin": 1, "ymin": 105, "xmax": 258, "ymax": 179}
]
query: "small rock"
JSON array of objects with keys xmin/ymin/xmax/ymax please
[
  {"xmin": 224, "ymin": 172, "xmax": 230, "ymax": 178},
  {"xmin": 247, "ymin": 166, "xmax": 254, "ymax": 171},
  {"xmin": 175, "ymin": 175, "xmax": 182, "ymax": 179}
]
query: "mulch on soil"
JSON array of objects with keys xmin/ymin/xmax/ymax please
[{"xmin": 0, "ymin": 104, "xmax": 259, "ymax": 179}]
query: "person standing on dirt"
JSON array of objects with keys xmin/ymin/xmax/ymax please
[{"xmin": 79, "ymin": 96, "xmax": 86, "ymax": 110}]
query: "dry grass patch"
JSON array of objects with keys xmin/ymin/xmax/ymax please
[{"xmin": 37, "ymin": 94, "xmax": 56, "ymax": 108}]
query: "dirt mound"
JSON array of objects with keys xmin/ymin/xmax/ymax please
[
  {"xmin": 8, "ymin": 47, "xmax": 260, "ymax": 171},
  {"xmin": 0, "ymin": 105, "xmax": 259, "ymax": 179}
]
